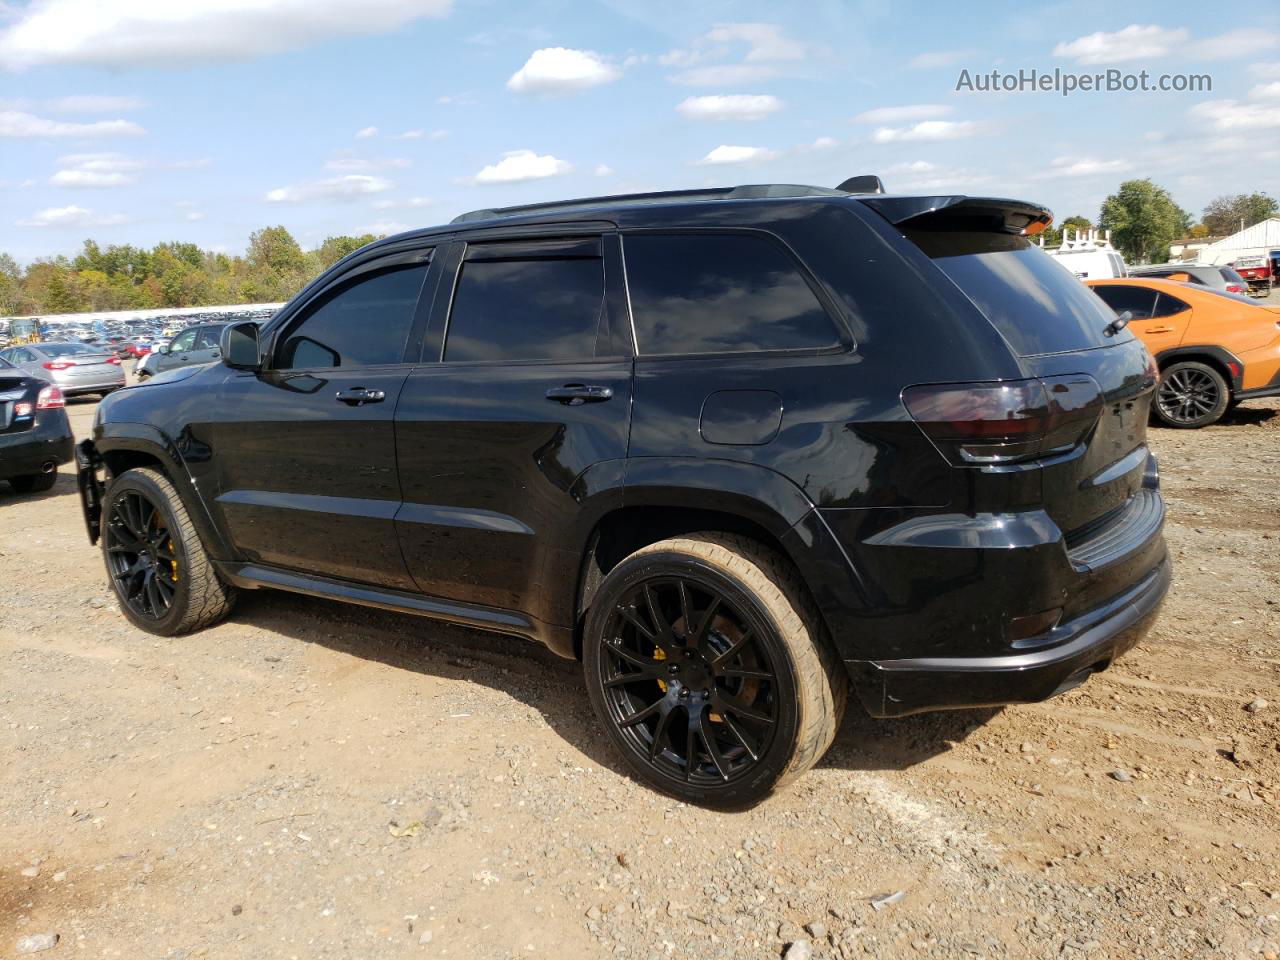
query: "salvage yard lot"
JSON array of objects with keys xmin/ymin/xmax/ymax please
[{"xmin": 3, "ymin": 393, "xmax": 1279, "ymax": 959}]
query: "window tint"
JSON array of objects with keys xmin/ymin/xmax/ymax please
[
  {"xmin": 1220, "ymin": 267, "xmax": 1246, "ymax": 284},
  {"xmin": 1152, "ymin": 292, "xmax": 1190, "ymax": 318},
  {"xmin": 624, "ymin": 234, "xmax": 838, "ymax": 355},
  {"xmin": 445, "ymin": 255, "xmax": 604, "ymax": 362},
  {"xmin": 169, "ymin": 329, "xmax": 198, "ymax": 352},
  {"xmin": 278, "ymin": 263, "xmax": 427, "ymax": 369},
  {"xmin": 1091, "ymin": 285, "xmax": 1158, "ymax": 319},
  {"xmin": 0, "ymin": 355, "xmax": 10, "ymax": 369},
  {"xmin": 907, "ymin": 231, "xmax": 1124, "ymax": 356},
  {"xmin": 195, "ymin": 325, "xmax": 223, "ymax": 349}
]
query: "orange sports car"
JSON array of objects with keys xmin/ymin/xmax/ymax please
[{"xmin": 1088, "ymin": 277, "xmax": 1280, "ymax": 428}]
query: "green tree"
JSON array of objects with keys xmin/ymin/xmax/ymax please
[
  {"xmin": 1098, "ymin": 179, "xmax": 1190, "ymax": 264},
  {"xmin": 1201, "ymin": 193, "xmax": 1278, "ymax": 236},
  {"xmin": 1060, "ymin": 215, "xmax": 1092, "ymax": 235},
  {"xmin": 317, "ymin": 234, "xmax": 378, "ymax": 271},
  {"xmin": 42, "ymin": 267, "xmax": 83, "ymax": 313}
]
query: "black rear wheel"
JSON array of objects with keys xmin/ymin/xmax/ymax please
[
  {"xmin": 583, "ymin": 534, "xmax": 845, "ymax": 807},
  {"xmin": 1154, "ymin": 361, "xmax": 1229, "ymax": 429}
]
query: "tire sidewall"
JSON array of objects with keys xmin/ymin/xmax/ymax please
[
  {"xmin": 1154, "ymin": 361, "xmax": 1229, "ymax": 429},
  {"xmin": 101, "ymin": 470, "xmax": 195, "ymax": 634},
  {"xmin": 583, "ymin": 548, "xmax": 802, "ymax": 807}
]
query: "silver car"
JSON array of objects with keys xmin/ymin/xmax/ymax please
[{"xmin": 0, "ymin": 341, "xmax": 125, "ymax": 397}]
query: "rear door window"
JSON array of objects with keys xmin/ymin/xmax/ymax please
[
  {"xmin": 444, "ymin": 239, "xmax": 606, "ymax": 363},
  {"xmin": 906, "ymin": 230, "xmax": 1124, "ymax": 356},
  {"xmin": 1152, "ymin": 292, "xmax": 1190, "ymax": 317},
  {"xmin": 195, "ymin": 326, "xmax": 222, "ymax": 349},
  {"xmin": 623, "ymin": 233, "xmax": 840, "ymax": 355},
  {"xmin": 1091, "ymin": 285, "xmax": 1158, "ymax": 319}
]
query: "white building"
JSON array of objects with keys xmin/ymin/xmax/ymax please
[{"xmin": 1192, "ymin": 218, "xmax": 1280, "ymax": 267}]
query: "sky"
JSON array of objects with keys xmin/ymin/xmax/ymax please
[{"xmin": 1, "ymin": 0, "xmax": 1278, "ymax": 262}]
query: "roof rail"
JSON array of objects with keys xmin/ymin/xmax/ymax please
[{"xmin": 449, "ymin": 182, "xmax": 854, "ymax": 225}]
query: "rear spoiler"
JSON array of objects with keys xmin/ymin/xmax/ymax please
[{"xmin": 860, "ymin": 195, "xmax": 1053, "ymax": 236}]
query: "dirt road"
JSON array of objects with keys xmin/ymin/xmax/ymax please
[{"xmin": 3, "ymin": 393, "xmax": 1278, "ymax": 959}]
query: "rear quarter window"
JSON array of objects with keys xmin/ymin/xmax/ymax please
[{"xmin": 905, "ymin": 230, "xmax": 1125, "ymax": 357}]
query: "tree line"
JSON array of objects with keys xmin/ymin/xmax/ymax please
[
  {"xmin": 0, "ymin": 227, "xmax": 378, "ymax": 317},
  {"xmin": 3, "ymin": 187, "xmax": 1277, "ymax": 317}
]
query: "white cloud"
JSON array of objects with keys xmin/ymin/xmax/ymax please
[
  {"xmin": 1250, "ymin": 82, "xmax": 1280, "ymax": 100},
  {"xmin": 886, "ymin": 160, "xmax": 940, "ymax": 175},
  {"xmin": 670, "ymin": 64, "xmax": 778, "ymax": 86},
  {"xmin": 48, "ymin": 94, "xmax": 144, "ymax": 113},
  {"xmin": 507, "ymin": 47, "xmax": 620, "ymax": 95},
  {"xmin": 908, "ymin": 49, "xmax": 977, "ymax": 69},
  {"xmin": 702, "ymin": 23, "xmax": 809, "ymax": 62},
  {"xmin": 49, "ymin": 152, "xmax": 142, "ymax": 187},
  {"xmin": 0, "ymin": 0, "xmax": 454, "ymax": 70},
  {"xmin": 16, "ymin": 204, "xmax": 128, "ymax": 227},
  {"xmin": 676, "ymin": 94, "xmax": 782, "ymax": 121},
  {"xmin": 265, "ymin": 174, "xmax": 394, "ymax": 203},
  {"xmin": 468, "ymin": 149, "xmax": 571, "ymax": 184},
  {"xmin": 870, "ymin": 120, "xmax": 977, "ymax": 143},
  {"xmin": 1033, "ymin": 156, "xmax": 1133, "ymax": 178},
  {"xmin": 1251, "ymin": 62, "xmax": 1280, "ymax": 80},
  {"xmin": 1190, "ymin": 30, "xmax": 1279, "ymax": 60},
  {"xmin": 372, "ymin": 196, "xmax": 433, "ymax": 210},
  {"xmin": 810, "ymin": 136, "xmax": 837, "ymax": 149},
  {"xmin": 0, "ymin": 110, "xmax": 144, "ymax": 138},
  {"xmin": 184, "ymin": 211, "xmax": 206, "ymax": 221},
  {"xmin": 698, "ymin": 144, "xmax": 778, "ymax": 165},
  {"xmin": 594, "ymin": 164, "xmax": 614, "ymax": 177},
  {"xmin": 854, "ymin": 104, "xmax": 951, "ymax": 124},
  {"xmin": 355, "ymin": 126, "xmax": 378, "ymax": 139},
  {"xmin": 1053, "ymin": 25, "xmax": 1188, "ymax": 65},
  {"xmin": 1189, "ymin": 99, "xmax": 1280, "ymax": 131}
]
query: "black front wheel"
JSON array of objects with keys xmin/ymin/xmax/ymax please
[
  {"xmin": 1153, "ymin": 360, "xmax": 1230, "ymax": 429},
  {"xmin": 583, "ymin": 533, "xmax": 846, "ymax": 807},
  {"xmin": 102, "ymin": 467, "xmax": 235, "ymax": 635}
]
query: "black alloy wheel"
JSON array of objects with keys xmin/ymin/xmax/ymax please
[
  {"xmin": 597, "ymin": 575, "xmax": 781, "ymax": 787},
  {"xmin": 104, "ymin": 488, "xmax": 180, "ymax": 620},
  {"xmin": 1153, "ymin": 361, "xmax": 1229, "ymax": 428}
]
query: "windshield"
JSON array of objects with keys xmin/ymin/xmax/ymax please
[{"xmin": 905, "ymin": 229, "xmax": 1127, "ymax": 356}]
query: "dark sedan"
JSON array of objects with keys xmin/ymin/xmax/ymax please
[{"xmin": 0, "ymin": 356, "xmax": 74, "ymax": 494}]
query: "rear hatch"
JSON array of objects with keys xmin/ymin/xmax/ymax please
[{"xmin": 880, "ymin": 198, "xmax": 1158, "ymax": 547}]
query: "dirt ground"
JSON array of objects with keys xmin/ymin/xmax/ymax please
[{"xmin": 2, "ymin": 384, "xmax": 1278, "ymax": 960}]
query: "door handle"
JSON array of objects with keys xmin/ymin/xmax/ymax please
[
  {"xmin": 545, "ymin": 383, "xmax": 613, "ymax": 405},
  {"xmin": 335, "ymin": 387, "xmax": 387, "ymax": 405},
  {"xmin": 1147, "ymin": 325, "xmax": 1175, "ymax": 333}
]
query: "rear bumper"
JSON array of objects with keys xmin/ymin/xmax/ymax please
[
  {"xmin": 58, "ymin": 373, "xmax": 125, "ymax": 394},
  {"xmin": 0, "ymin": 410, "xmax": 75, "ymax": 480},
  {"xmin": 849, "ymin": 557, "xmax": 1170, "ymax": 717}
]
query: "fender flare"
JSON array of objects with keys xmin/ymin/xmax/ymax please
[
  {"xmin": 1154, "ymin": 345, "xmax": 1244, "ymax": 392},
  {"xmin": 91, "ymin": 422, "xmax": 235, "ymax": 561},
  {"xmin": 568, "ymin": 456, "xmax": 870, "ymax": 657}
]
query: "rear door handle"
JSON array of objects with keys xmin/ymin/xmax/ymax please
[
  {"xmin": 335, "ymin": 387, "xmax": 386, "ymax": 405},
  {"xmin": 545, "ymin": 383, "xmax": 613, "ymax": 405},
  {"xmin": 1146, "ymin": 325, "xmax": 1175, "ymax": 333}
]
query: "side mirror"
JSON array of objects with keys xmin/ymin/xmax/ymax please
[{"xmin": 221, "ymin": 322, "xmax": 262, "ymax": 370}]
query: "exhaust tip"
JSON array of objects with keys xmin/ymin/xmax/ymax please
[{"xmin": 40, "ymin": 460, "xmax": 56, "ymax": 474}]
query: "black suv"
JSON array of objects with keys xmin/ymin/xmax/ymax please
[{"xmin": 76, "ymin": 182, "xmax": 1170, "ymax": 805}]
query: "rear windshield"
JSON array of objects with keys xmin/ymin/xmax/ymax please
[
  {"xmin": 1219, "ymin": 267, "xmax": 1246, "ymax": 284},
  {"xmin": 1198, "ymin": 287, "xmax": 1268, "ymax": 307},
  {"xmin": 905, "ymin": 230, "xmax": 1124, "ymax": 356},
  {"xmin": 40, "ymin": 342, "xmax": 104, "ymax": 356}
]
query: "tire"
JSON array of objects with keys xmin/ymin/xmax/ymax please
[
  {"xmin": 582, "ymin": 533, "xmax": 846, "ymax": 807},
  {"xmin": 8, "ymin": 470, "xmax": 57, "ymax": 494},
  {"xmin": 100, "ymin": 467, "xmax": 236, "ymax": 635},
  {"xmin": 1153, "ymin": 360, "xmax": 1230, "ymax": 429}
]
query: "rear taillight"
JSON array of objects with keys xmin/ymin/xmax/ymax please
[
  {"xmin": 13, "ymin": 401, "xmax": 33, "ymax": 417},
  {"xmin": 42, "ymin": 361, "xmax": 73, "ymax": 371},
  {"xmin": 902, "ymin": 375, "xmax": 1103, "ymax": 466},
  {"xmin": 107, "ymin": 356, "xmax": 122, "ymax": 365},
  {"xmin": 36, "ymin": 385, "xmax": 65, "ymax": 409},
  {"xmin": 1226, "ymin": 284, "xmax": 1245, "ymax": 294}
]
